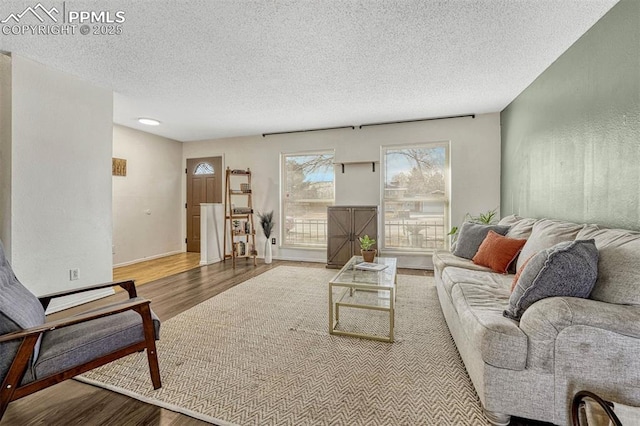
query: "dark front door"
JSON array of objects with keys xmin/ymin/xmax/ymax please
[{"xmin": 186, "ymin": 157, "xmax": 222, "ymax": 252}]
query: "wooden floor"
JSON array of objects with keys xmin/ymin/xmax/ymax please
[
  {"xmin": 113, "ymin": 252, "xmax": 201, "ymax": 288},
  {"xmin": 1, "ymin": 256, "xmax": 546, "ymax": 426},
  {"xmin": 3, "ymin": 258, "xmax": 432, "ymax": 425}
]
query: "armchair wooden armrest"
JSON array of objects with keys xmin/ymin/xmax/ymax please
[
  {"xmin": 38, "ymin": 279, "xmax": 138, "ymax": 310},
  {"xmin": 0, "ymin": 298, "xmax": 151, "ymax": 344}
]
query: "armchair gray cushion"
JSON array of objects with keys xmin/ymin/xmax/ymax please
[
  {"xmin": 21, "ymin": 304, "xmax": 160, "ymax": 385},
  {"xmin": 0, "ymin": 241, "xmax": 46, "ymax": 385}
]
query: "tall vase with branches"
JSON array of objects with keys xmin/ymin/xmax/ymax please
[{"xmin": 258, "ymin": 211, "xmax": 274, "ymax": 264}]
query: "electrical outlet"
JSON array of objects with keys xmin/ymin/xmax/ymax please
[
  {"xmin": 70, "ymin": 268, "xmax": 80, "ymax": 281},
  {"xmin": 271, "ymin": 238, "xmax": 276, "ymax": 245}
]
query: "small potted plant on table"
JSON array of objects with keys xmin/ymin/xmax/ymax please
[{"xmin": 359, "ymin": 235, "xmax": 377, "ymax": 263}]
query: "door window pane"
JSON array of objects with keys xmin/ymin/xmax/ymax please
[{"xmin": 194, "ymin": 163, "xmax": 214, "ymax": 175}]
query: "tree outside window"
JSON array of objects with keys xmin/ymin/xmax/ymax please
[
  {"xmin": 382, "ymin": 144, "xmax": 449, "ymax": 251},
  {"xmin": 282, "ymin": 152, "xmax": 335, "ymax": 247}
]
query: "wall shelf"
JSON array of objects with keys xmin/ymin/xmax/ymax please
[{"xmin": 334, "ymin": 161, "xmax": 379, "ymax": 173}]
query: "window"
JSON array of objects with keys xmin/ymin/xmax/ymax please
[
  {"xmin": 382, "ymin": 143, "xmax": 449, "ymax": 251},
  {"xmin": 194, "ymin": 162, "xmax": 214, "ymax": 174},
  {"xmin": 281, "ymin": 151, "xmax": 335, "ymax": 247}
]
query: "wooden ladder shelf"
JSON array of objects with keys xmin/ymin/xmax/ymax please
[{"xmin": 223, "ymin": 167, "xmax": 257, "ymax": 267}]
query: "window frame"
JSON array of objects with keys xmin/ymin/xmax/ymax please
[
  {"xmin": 380, "ymin": 141, "xmax": 450, "ymax": 253},
  {"xmin": 279, "ymin": 149, "xmax": 336, "ymax": 249}
]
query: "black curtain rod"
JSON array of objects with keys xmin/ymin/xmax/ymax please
[
  {"xmin": 261, "ymin": 113, "xmax": 475, "ymax": 137},
  {"xmin": 262, "ymin": 125, "xmax": 355, "ymax": 137},
  {"xmin": 359, "ymin": 114, "xmax": 475, "ymax": 129}
]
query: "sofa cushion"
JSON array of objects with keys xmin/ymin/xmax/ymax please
[
  {"xmin": 499, "ymin": 215, "xmax": 538, "ymax": 240},
  {"xmin": 497, "ymin": 216, "xmax": 539, "ymax": 273},
  {"xmin": 473, "ymin": 231, "xmax": 527, "ymax": 273},
  {"xmin": 21, "ymin": 306, "xmax": 159, "ymax": 384},
  {"xmin": 453, "ymin": 222, "xmax": 510, "ymax": 260},
  {"xmin": 451, "ymin": 281, "xmax": 528, "ymax": 370},
  {"xmin": 441, "ymin": 266, "xmax": 513, "ymax": 311},
  {"xmin": 497, "ymin": 214, "xmax": 521, "ymax": 226},
  {"xmin": 433, "ymin": 250, "xmax": 493, "ymax": 274},
  {"xmin": 506, "ymin": 218, "xmax": 537, "ymax": 240},
  {"xmin": 505, "ymin": 240, "xmax": 599, "ymax": 321},
  {"xmin": 577, "ymin": 226, "xmax": 640, "ymax": 305},
  {"xmin": 516, "ymin": 219, "xmax": 584, "ymax": 270}
]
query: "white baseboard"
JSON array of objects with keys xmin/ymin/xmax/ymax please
[
  {"xmin": 200, "ymin": 256, "xmax": 222, "ymax": 266},
  {"xmin": 272, "ymin": 255, "xmax": 326, "ymax": 263},
  {"xmin": 45, "ymin": 288, "xmax": 115, "ymax": 315},
  {"xmin": 114, "ymin": 250, "xmax": 184, "ymax": 268}
]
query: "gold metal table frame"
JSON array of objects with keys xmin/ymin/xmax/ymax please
[{"xmin": 329, "ymin": 256, "xmax": 398, "ymax": 342}]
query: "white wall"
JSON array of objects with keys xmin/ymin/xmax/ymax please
[
  {"xmin": 183, "ymin": 113, "xmax": 501, "ymax": 269},
  {"xmin": 0, "ymin": 55, "xmax": 11, "ymax": 255},
  {"xmin": 112, "ymin": 125, "xmax": 183, "ymax": 266},
  {"xmin": 8, "ymin": 55, "xmax": 113, "ymax": 312}
]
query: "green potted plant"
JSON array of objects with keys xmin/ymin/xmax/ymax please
[
  {"xmin": 359, "ymin": 234, "xmax": 377, "ymax": 262},
  {"xmin": 448, "ymin": 208, "xmax": 498, "ymax": 244}
]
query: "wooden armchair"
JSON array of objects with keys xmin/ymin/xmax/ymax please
[{"xmin": 0, "ymin": 241, "xmax": 161, "ymax": 420}]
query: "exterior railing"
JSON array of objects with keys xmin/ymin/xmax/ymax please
[
  {"xmin": 284, "ymin": 218, "xmax": 328, "ymax": 246},
  {"xmin": 384, "ymin": 219, "xmax": 446, "ymax": 250},
  {"xmin": 284, "ymin": 217, "xmax": 446, "ymax": 249}
]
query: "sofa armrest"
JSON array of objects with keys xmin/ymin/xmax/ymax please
[
  {"xmin": 518, "ymin": 297, "xmax": 640, "ymax": 371},
  {"xmin": 521, "ymin": 297, "xmax": 640, "ymax": 339}
]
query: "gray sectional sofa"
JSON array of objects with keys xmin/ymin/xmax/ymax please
[{"xmin": 433, "ymin": 215, "xmax": 640, "ymax": 425}]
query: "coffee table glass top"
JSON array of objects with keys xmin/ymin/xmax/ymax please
[{"xmin": 330, "ymin": 256, "xmax": 397, "ymax": 288}]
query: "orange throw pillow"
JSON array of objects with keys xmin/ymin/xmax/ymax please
[
  {"xmin": 472, "ymin": 230, "xmax": 527, "ymax": 274},
  {"xmin": 511, "ymin": 255, "xmax": 534, "ymax": 292}
]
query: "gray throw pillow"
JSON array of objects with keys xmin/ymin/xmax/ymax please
[
  {"xmin": 504, "ymin": 239, "xmax": 598, "ymax": 321},
  {"xmin": 453, "ymin": 222, "xmax": 510, "ymax": 260}
]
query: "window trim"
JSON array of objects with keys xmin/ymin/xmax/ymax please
[
  {"xmin": 380, "ymin": 141, "xmax": 450, "ymax": 252},
  {"xmin": 279, "ymin": 149, "xmax": 336, "ymax": 249}
]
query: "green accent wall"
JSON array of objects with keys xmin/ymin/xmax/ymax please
[{"xmin": 501, "ymin": 0, "xmax": 640, "ymax": 230}]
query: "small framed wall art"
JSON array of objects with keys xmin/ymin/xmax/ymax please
[{"xmin": 112, "ymin": 158, "xmax": 127, "ymax": 176}]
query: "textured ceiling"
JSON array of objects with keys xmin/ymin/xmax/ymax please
[{"xmin": 0, "ymin": 0, "xmax": 619, "ymax": 141}]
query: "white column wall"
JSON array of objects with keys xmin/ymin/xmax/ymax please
[{"xmin": 10, "ymin": 55, "xmax": 113, "ymax": 312}]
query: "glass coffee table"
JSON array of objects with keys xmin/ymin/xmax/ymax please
[{"xmin": 329, "ymin": 256, "xmax": 397, "ymax": 342}]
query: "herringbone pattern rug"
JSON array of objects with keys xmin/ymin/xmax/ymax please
[{"xmin": 78, "ymin": 266, "xmax": 489, "ymax": 425}]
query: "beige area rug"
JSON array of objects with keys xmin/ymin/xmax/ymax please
[{"xmin": 77, "ymin": 266, "xmax": 489, "ymax": 425}]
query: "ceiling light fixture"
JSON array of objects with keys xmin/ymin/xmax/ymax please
[{"xmin": 138, "ymin": 117, "xmax": 161, "ymax": 126}]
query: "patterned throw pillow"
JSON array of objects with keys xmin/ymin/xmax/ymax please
[
  {"xmin": 504, "ymin": 239, "xmax": 599, "ymax": 321},
  {"xmin": 452, "ymin": 222, "xmax": 510, "ymax": 260},
  {"xmin": 472, "ymin": 231, "xmax": 527, "ymax": 274}
]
